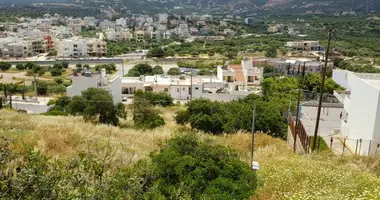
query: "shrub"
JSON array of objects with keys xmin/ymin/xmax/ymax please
[
  {"xmin": 53, "ymin": 63, "xmax": 63, "ymax": 70},
  {"xmin": 0, "ymin": 62, "xmax": 11, "ymax": 71},
  {"xmin": 133, "ymin": 95, "xmax": 165, "ymax": 129},
  {"xmin": 38, "ymin": 69, "xmax": 46, "ymax": 76},
  {"xmin": 95, "ymin": 63, "xmax": 117, "ymax": 74},
  {"xmin": 135, "ymin": 90, "xmax": 173, "ymax": 107},
  {"xmin": 126, "ymin": 63, "xmax": 153, "ymax": 77},
  {"xmin": 25, "ymin": 62, "xmax": 36, "ymax": 70},
  {"xmin": 62, "ymin": 61, "xmax": 69, "ymax": 69},
  {"xmin": 16, "ymin": 63, "xmax": 25, "ymax": 70},
  {"xmin": 36, "ymin": 82, "xmax": 48, "ymax": 96},
  {"xmin": 50, "ymin": 68, "xmax": 62, "ymax": 76},
  {"xmin": 147, "ymin": 134, "xmax": 257, "ymax": 199},
  {"xmin": 167, "ymin": 67, "xmax": 181, "ymax": 75},
  {"xmin": 152, "ymin": 65, "xmax": 164, "ymax": 74}
]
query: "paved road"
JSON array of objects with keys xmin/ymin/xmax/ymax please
[{"xmin": 300, "ymin": 106, "xmax": 350, "ymax": 154}]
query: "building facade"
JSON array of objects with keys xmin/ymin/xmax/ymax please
[{"xmin": 332, "ymin": 70, "xmax": 380, "ymax": 156}]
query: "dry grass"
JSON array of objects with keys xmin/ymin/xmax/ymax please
[
  {"xmin": 1, "ymin": 108, "xmax": 380, "ymax": 199},
  {"xmin": 0, "ymin": 109, "xmax": 174, "ymax": 166}
]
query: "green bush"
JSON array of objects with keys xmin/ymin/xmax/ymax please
[
  {"xmin": 152, "ymin": 65, "xmax": 164, "ymax": 74},
  {"xmin": 95, "ymin": 63, "xmax": 117, "ymax": 74},
  {"xmin": 133, "ymin": 95, "xmax": 165, "ymax": 129},
  {"xmin": 167, "ymin": 67, "xmax": 181, "ymax": 75},
  {"xmin": 147, "ymin": 134, "xmax": 257, "ymax": 199},
  {"xmin": 62, "ymin": 61, "xmax": 69, "ymax": 69},
  {"xmin": 38, "ymin": 69, "xmax": 46, "ymax": 76},
  {"xmin": 0, "ymin": 133, "xmax": 257, "ymax": 199},
  {"xmin": 16, "ymin": 63, "xmax": 25, "ymax": 70},
  {"xmin": 126, "ymin": 63, "xmax": 153, "ymax": 77},
  {"xmin": 135, "ymin": 90, "xmax": 173, "ymax": 107},
  {"xmin": 0, "ymin": 62, "xmax": 11, "ymax": 71},
  {"xmin": 50, "ymin": 68, "xmax": 62, "ymax": 76}
]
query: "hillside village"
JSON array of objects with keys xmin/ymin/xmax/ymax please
[{"xmin": 0, "ymin": 6, "xmax": 380, "ymax": 199}]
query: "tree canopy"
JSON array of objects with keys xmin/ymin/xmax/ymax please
[
  {"xmin": 47, "ymin": 88, "xmax": 126, "ymax": 126},
  {"xmin": 152, "ymin": 65, "xmax": 164, "ymax": 74},
  {"xmin": 127, "ymin": 63, "xmax": 153, "ymax": 77},
  {"xmin": 167, "ymin": 67, "xmax": 181, "ymax": 76}
]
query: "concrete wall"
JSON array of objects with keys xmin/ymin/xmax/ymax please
[
  {"xmin": 191, "ymin": 83, "xmax": 203, "ymax": 99},
  {"xmin": 332, "ymin": 70, "xmax": 351, "ymax": 90},
  {"xmin": 67, "ymin": 76, "xmax": 99, "ymax": 97},
  {"xmin": 347, "ymin": 73, "xmax": 380, "ymax": 141},
  {"xmin": 109, "ymin": 76, "xmax": 122, "ymax": 104},
  {"xmin": 287, "ymin": 127, "xmax": 306, "ymax": 154},
  {"xmin": 170, "ymin": 85, "xmax": 190, "ymax": 100},
  {"xmin": 198, "ymin": 93, "xmax": 247, "ymax": 102}
]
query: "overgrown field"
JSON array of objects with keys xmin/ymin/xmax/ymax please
[{"xmin": 0, "ymin": 109, "xmax": 380, "ymax": 199}]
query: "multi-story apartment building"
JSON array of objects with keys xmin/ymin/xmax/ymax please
[
  {"xmin": 135, "ymin": 30, "xmax": 145, "ymax": 41},
  {"xmin": 7, "ymin": 42, "xmax": 32, "ymax": 57},
  {"xmin": 286, "ymin": 41, "xmax": 322, "ymax": 51},
  {"xmin": 29, "ymin": 38, "xmax": 45, "ymax": 54},
  {"xmin": 87, "ymin": 39, "xmax": 107, "ymax": 57},
  {"xmin": 57, "ymin": 37, "xmax": 88, "ymax": 57}
]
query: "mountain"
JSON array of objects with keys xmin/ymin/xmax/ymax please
[
  {"xmin": 0, "ymin": 0, "xmax": 65, "ymax": 4},
  {"xmin": 67, "ymin": 0, "xmax": 379, "ymax": 13}
]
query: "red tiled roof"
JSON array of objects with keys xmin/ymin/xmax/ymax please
[{"xmin": 229, "ymin": 64, "xmax": 244, "ymax": 82}]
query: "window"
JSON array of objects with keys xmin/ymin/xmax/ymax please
[
  {"xmin": 73, "ymin": 44, "xmax": 78, "ymax": 48},
  {"xmin": 177, "ymin": 88, "xmax": 180, "ymax": 92},
  {"xmin": 195, "ymin": 87, "xmax": 199, "ymax": 90},
  {"xmin": 164, "ymin": 88, "xmax": 168, "ymax": 92},
  {"xmin": 183, "ymin": 88, "xmax": 185, "ymax": 91}
]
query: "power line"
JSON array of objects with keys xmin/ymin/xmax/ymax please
[{"xmin": 312, "ymin": 29, "xmax": 335, "ymax": 152}]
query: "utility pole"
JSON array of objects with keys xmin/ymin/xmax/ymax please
[
  {"xmin": 190, "ymin": 71, "xmax": 193, "ymax": 100},
  {"xmin": 294, "ymin": 63, "xmax": 306, "ymax": 152},
  {"xmin": 33, "ymin": 75, "xmax": 38, "ymax": 98},
  {"xmin": 250, "ymin": 104, "xmax": 256, "ymax": 168},
  {"xmin": 312, "ymin": 29, "xmax": 334, "ymax": 151}
]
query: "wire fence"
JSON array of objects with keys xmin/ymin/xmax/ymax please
[{"xmin": 289, "ymin": 115, "xmax": 380, "ymax": 156}]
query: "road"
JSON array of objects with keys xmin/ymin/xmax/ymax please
[{"xmin": 300, "ymin": 106, "xmax": 350, "ymax": 154}]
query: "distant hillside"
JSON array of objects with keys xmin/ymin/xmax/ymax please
[
  {"xmin": 0, "ymin": 0, "xmax": 65, "ymax": 4},
  {"xmin": 66, "ymin": 0, "xmax": 379, "ymax": 13}
]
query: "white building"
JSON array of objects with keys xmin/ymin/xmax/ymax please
[
  {"xmin": 106, "ymin": 29, "xmax": 132, "ymax": 41},
  {"xmin": 286, "ymin": 41, "xmax": 321, "ymax": 51},
  {"xmin": 116, "ymin": 18, "xmax": 127, "ymax": 27},
  {"xmin": 7, "ymin": 42, "xmax": 32, "ymax": 57},
  {"xmin": 332, "ymin": 70, "xmax": 380, "ymax": 156},
  {"xmin": 57, "ymin": 37, "xmax": 88, "ymax": 57},
  {"xmin": 158, "ymin": 13, "xmax": 168, "ymax": 24},
  {"xmin": 178, "ymin": 24, "xmax": 190, "ymax": 39},
  {"xmin": 67, "ymin": 69, "xmax": 121, "ymax": 104}
]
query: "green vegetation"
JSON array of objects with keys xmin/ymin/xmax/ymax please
[
  {"xmin": 0, "ymin": 62, "xmax": 11, "ymax": 71},
  {"xmin": 177, "ymin": 61, "xmax": 223, "ymax": 70},
  {"xmin": 336, "ymin": 59, "xmax": 380, "ymax": 73},
  {"xmin": 135, "ymin": 90, "xmax": 173, "ymax": 107},
  {"xmin": 167, "ymin": 67, "xmax": 181, "ymax": 76},
  {"xmin": 80, "ymin": 27, "xmax": 97, "ymax": 38},
  {"xmin": 47, "ymin": 88, "xmax": 127, "ymax": 126},
  {"xmin": 1, "ymin": 108, "xmax": 380, "ymax": 199},
  {"xmin": 152, "ymin": 65, "xmax": 164, "ymax": 74},
  {"xmin": 133, "ymin": 94, "xmax": 165, "ymax": 129},
  {"xmin": 94, "ymin": 63, "xmax": 117, "ymax": 74},
  {"xmin": 126, "ymin": 63, "xmax": 153, "ymax": 77},
  {"xmin": 176, "ymin": 74, "xmax": 343, "ymax": 137},
  {"xmin": 309, "ymin": 136, "xmax": 330, "ymax": 152},
  {"xmin": 0, "ymin": 132, "xmax": 256, "ymax": 199}
]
